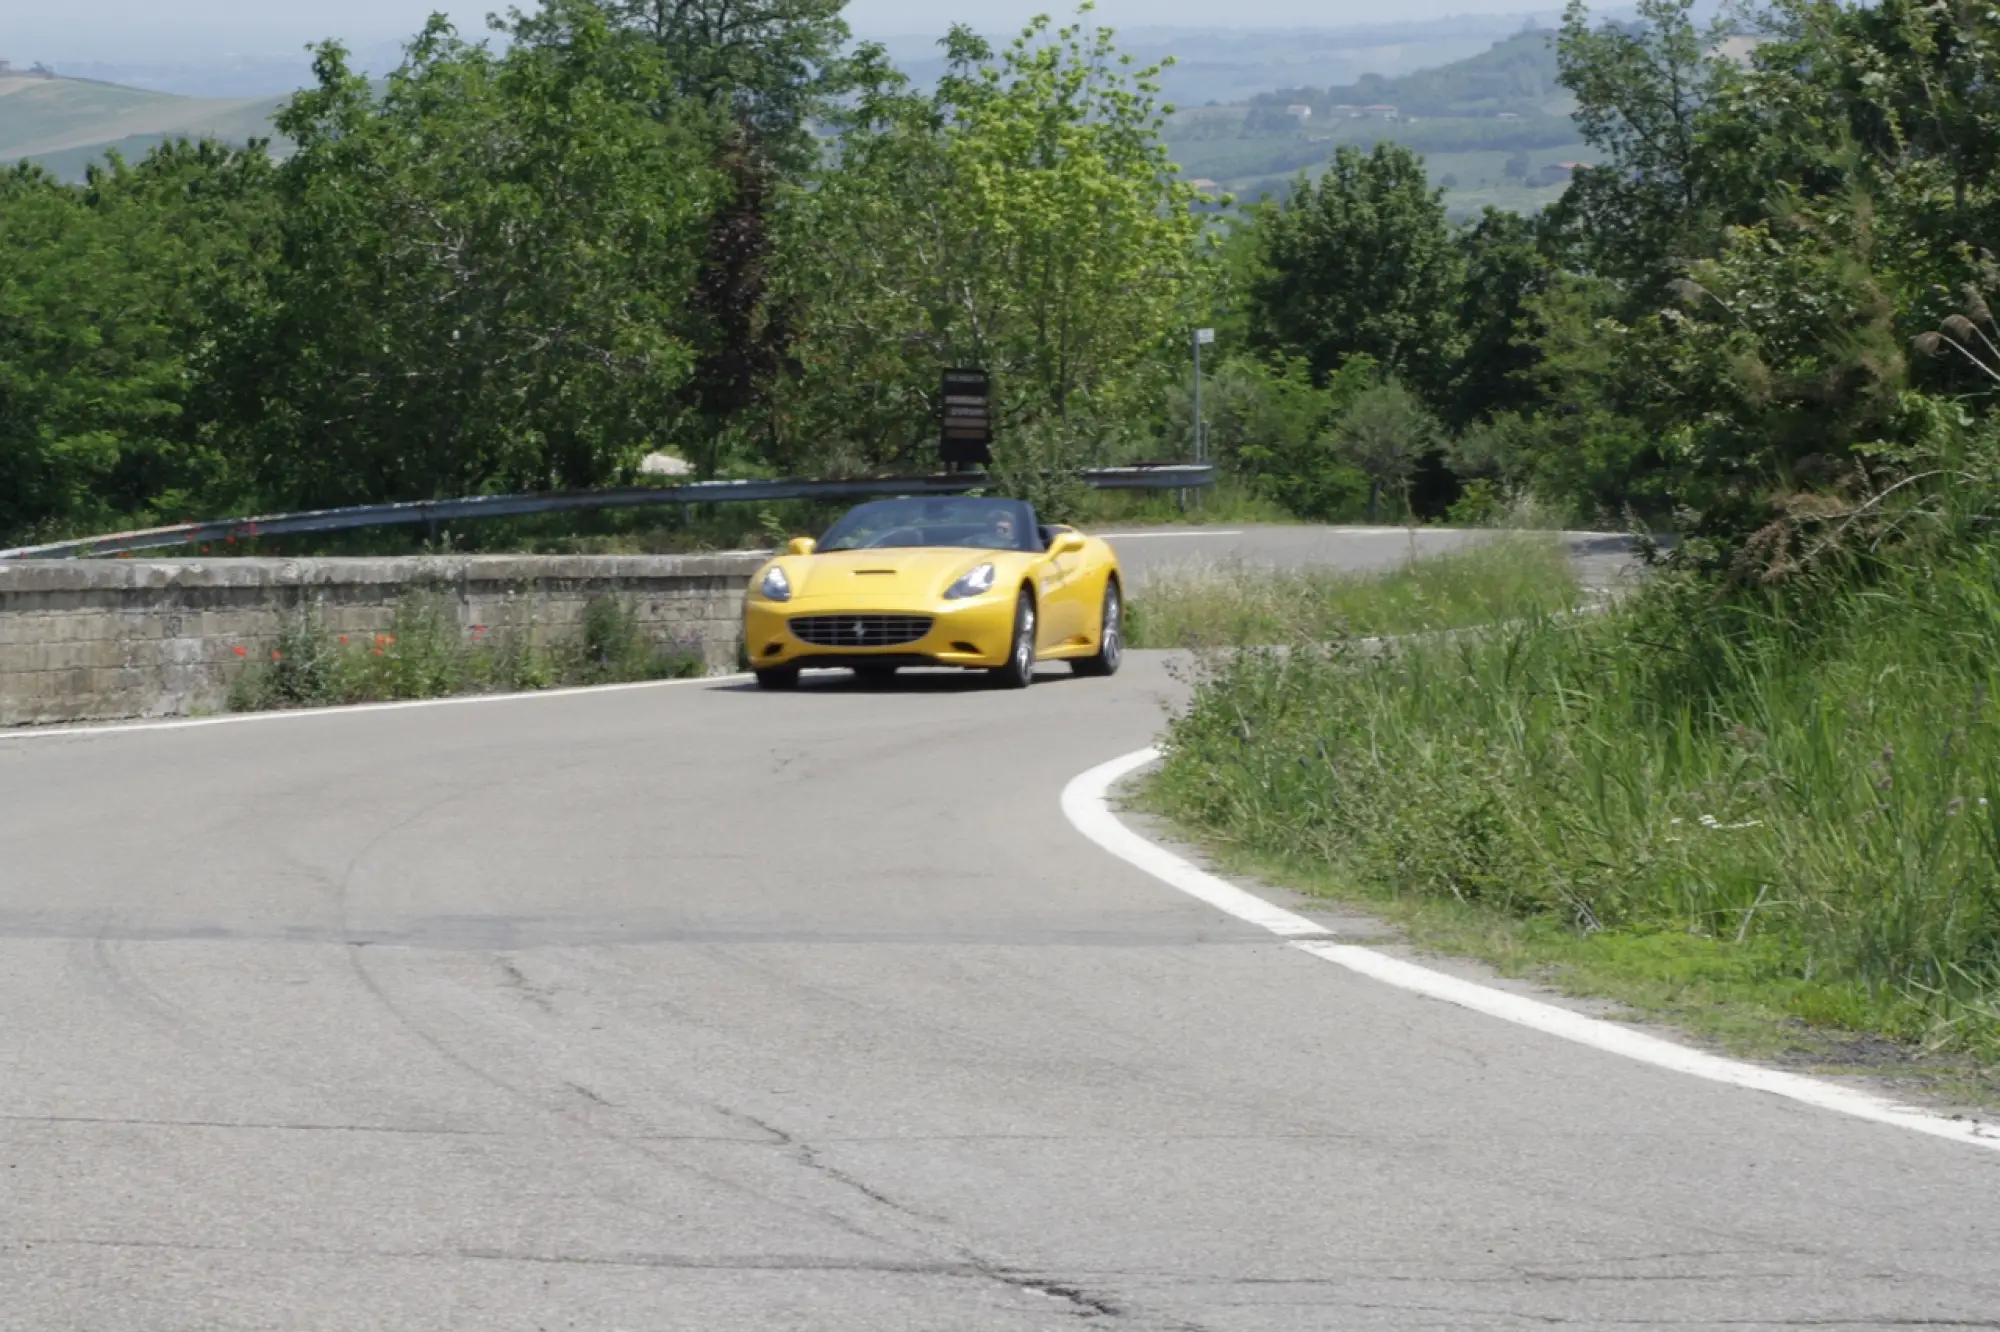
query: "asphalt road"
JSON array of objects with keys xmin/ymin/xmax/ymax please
[{"xmin": 2, "ymin": 528, "xmax": 1995, "ymax": 1331}]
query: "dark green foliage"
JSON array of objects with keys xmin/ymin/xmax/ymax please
[
  {"xmin": 597, "ymin": 0, "xmax": 851, "ymax": 167},
  {"xmin": 1248, "ymin": 143, "xmax": 1466, "ymax": 406},
  {"xmin": 1449, "ymin": 207, "xmax": 1554, "ymax": 429},
  {"xmin": 238, "ymin": 11, "xmax": 714, "ymax": 509},
  {"xmin": 0, "ymin": 142, "xmax": 277, "ymax": 543},
  {"xmin": 1193, "ymin": 356, "xmax": 1374, "ymax": 521}
]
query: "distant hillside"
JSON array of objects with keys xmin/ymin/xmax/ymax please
[
  {"xmin": 1164, "ymin": 30, "xmax": 1595, "ymax": 220},
  {"xmin": 1248, "ymin": 29, "xmax": 1568, "ymax": 125},
  {"xmin": 881, "ymin": 14, "xmax": 1561, "ymax": 108},
  {"xmin": 0, "ymin": 74, "xmax": 282, "ymax": 171}
]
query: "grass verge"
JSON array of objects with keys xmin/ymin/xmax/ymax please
[
  {"xmin": 1139, "ymin": 542, "xmax": 2000, "ymax": 1105},
  {"xmin": 226, "ymin": 590, "xmax": 701, "ymax": 712},
  {"xmin": 1125, "ymin": 532, "xmax": 1583, "ymax": 650}
]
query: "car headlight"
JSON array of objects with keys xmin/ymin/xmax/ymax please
[
  {"xmin": 944, "ymin": 562, "xmax": 997, "ymax": 600},
  {"xmin": 760, "ymin": 566, "xmax": 792, "ymax": 602}
]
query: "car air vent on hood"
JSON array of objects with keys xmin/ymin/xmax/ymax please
[{"xmin": 853, "ymin": 569, "xmax": 896, "ymax": 576}]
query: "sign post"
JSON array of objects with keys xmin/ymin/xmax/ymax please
[
  {"xmin": 1189, "ymin": 329, "xmax": 1215, "ymax": 508},
  {"xmin": 940, "ymin": 368, "xmax": 993, "ymax": 470},
  {"xmin": 1193, "ymin": 328, "xmax": 1214, "ymax": 463}
]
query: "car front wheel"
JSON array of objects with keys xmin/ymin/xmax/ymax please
[
  {"xmin": 1071, "ymin": 580, "xmax": 1123, "ymax": 678},
  {"xmin": 987, "ymin": 591, "xmax": 1036, "ymax": 690}
]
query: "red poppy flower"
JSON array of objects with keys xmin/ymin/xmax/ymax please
[{"xmin": 232, "ymin": 646, "xmax": 247, "ymax": 657}]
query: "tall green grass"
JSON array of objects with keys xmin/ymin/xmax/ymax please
[
  {"xmin": 1149, "ymin": 544, "xmax": 2000, "ymax": 1057},
  {"xmin": 1127, "ymin": 534, "xmax": 1584, "ymax": 649}
]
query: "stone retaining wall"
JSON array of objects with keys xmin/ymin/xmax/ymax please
[{"xmin": 0, "ymin": 554, "xmax": 765, "ymax": 727}]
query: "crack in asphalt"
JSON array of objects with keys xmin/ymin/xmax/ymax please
[
  {"xmin": 494, "ymin": 955, "xmax": 556, "ymax": 1013},
  {"xmin": 706, "ymin": 1106, "xmax": 1157, "ymax": 1323},
  {"xmin": 8, "ymin": 1235, "xmax": 1200, "ymax": 1325},
  {"xmin": 1007, "ymin": 1278, "xmax": 1125, "ymax": 1319},
  {"xmin": 708, "ymin": 1107, "xmax": 953, "ymax": 1229}
]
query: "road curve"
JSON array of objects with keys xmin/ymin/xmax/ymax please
[{"xmin": 2, "ymin": 529, "xmax": 1996, "ymax": 1331}]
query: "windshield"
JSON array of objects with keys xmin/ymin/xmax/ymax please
[{"xmin": 817, "ymin": 497, "xmax": 1041, "ymax": 553}]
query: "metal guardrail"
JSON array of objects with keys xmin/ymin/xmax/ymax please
[{"xmin": 0, "ymin": 464, "xmax": 1215, "ymax": 561}]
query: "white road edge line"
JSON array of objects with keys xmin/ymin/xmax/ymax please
[
  {"xmin": 0, "ymin": 673, "xmax": 753, "ymax": 741},
  {"xmin": 1062, "ymin": 746, "xmax": 2000, "ymax": 1155}
]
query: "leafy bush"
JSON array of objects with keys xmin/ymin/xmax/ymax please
[
  {"xmin": 1328, "ymin": 379, "xmax": 1444, "ymax": 521},
  {"xmin": 227, "ymin": 588, "xmax": 700, "ymax": 711},
  {"xmin": 1189, "ymin": 354, "xmax": 1376, "ymax": 520},
  {"xmin": 986, "ymin": 417, "xmax": 1094, "ymax": 526}
]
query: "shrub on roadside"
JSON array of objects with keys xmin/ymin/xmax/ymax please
[{"xmin": 226, "ymin": 589, "xmax": 700, "ymax": 711}]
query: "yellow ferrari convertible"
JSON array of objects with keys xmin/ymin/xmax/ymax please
[{"xmin": 743, "ymin": 496, "xmax": 1124, "ymax": 689}]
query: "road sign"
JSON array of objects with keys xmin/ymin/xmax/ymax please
[
  {"xmin": 1195, "ymin": 328, "xmax": 1216, "ymax": 345},
  {"xmin": 940, "ymin": 368, "xmax": 993, "ymax": 466}
]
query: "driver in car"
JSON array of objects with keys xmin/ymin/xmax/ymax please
[{"xmin": 988, "ymin": 510, "xmax": 1019, "ymax": 549}]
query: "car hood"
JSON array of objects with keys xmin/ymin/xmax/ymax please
[{"xmin": 785, "ymin": 548, "xmax": 1026, "ymax": 603}]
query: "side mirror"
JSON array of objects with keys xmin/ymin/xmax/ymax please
[
  {"xmin": 786, "ymin": 537, "xmax": 816, "ymax": 556},
  {"xmin": 1051, "ymin": 531, "xmax": 1087, "ymax": 557}
]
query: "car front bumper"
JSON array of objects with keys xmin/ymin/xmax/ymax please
[{"xmin": 744, "ymin": 595, "xmax": 1016, "ymax": 671}]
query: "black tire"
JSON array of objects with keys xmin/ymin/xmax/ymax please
[
  {"xmin": 754, "ymin": 666, "xmax": 801, "ymax": 691},
  {"xmin": 987, "ymin": 590, "xmax": 1037, "ymax": 690},
  {"xmin": 1071, "ymin": 579, "xmax": 1123, "ymax": 678},
  {"xmin": 852, "ymin": 664, "xmax": 899, "ymax": 686}
]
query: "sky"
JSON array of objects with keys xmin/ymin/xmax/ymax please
[{"xmin": 10, "ymin": 0, "xmax": 1564, "ymax": 63}]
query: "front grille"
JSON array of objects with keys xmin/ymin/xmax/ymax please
[{"xmin": 790, "ymin": 614, "xmax": 934, "ymax": 649}]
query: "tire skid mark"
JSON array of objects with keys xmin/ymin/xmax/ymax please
[
  {"xmin": 328, "ymin": 787, "xmax": 939, "ymax": 1256},
  {"xmin": 641, "ymin": 907, "xmax": 1341, "ymax": 1143}
]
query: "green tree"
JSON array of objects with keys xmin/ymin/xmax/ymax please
[
  {"xmin": 1448, "ymin": 206, "xmax": 1555, "ymax": 430},
  {"xmin": 597, "ymin": 0, "xmax": 850, "ymax": 162},
  {"xmin": 767, "ymin": 12, "xmax": 1210, "ymax": 474},
  {"xmin": 1248, "ymin": 143, "xmax": 1466, "ymax": 406},
  {"xmin": 235, "ymin": 7, "xmax": 715, "ymax": 508},
  {"xmin": 0, "ymin": 142, "xmax": 278, "ymax": 545},
  {"xmin": 1551, "ymin": 0, "xmax": 1727, "ymax": 284},
  {"xmin": 580, "ymin": 0, "xmax": 856, "ymax": 468}
]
